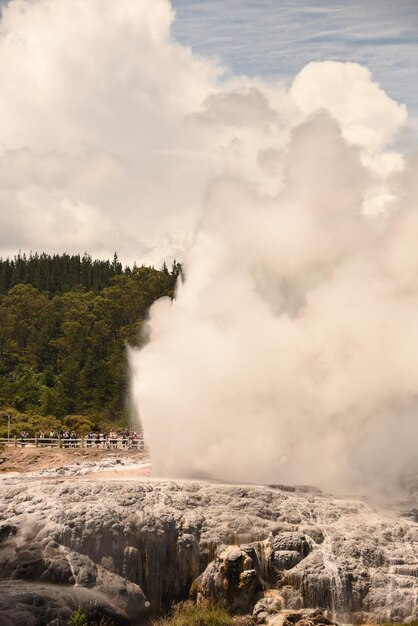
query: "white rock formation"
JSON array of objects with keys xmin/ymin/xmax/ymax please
[{"xmin": 1, "ymin": 473, "xmax": 418, "ymax": 624}]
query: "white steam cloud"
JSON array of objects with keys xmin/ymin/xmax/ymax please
[{"xmin": 131, "ymin": 54, "xmax": 418, "ymax": 492}]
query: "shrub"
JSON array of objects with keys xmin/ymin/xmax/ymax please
[
  {"xmin": 63, "ymin": 415, "xmax": 94, "ymax": 435},
  {"xmin": 67, "ymin": 607, "xmax": 88, "ymax": 626}
]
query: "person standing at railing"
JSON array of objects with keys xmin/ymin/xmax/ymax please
[
  {"xmin": 20, "ymin": 431, "xmax": 28, "ymax": 447},
  {"xmin": 109, "ymin": 431, "xmax": 118, "ymax": 449},
  {"xmin": 131, "ymin": 432, "xmax": 139, "ymax": 449},
  {"xmin": 49, "ymin": 430, "xmax": 58, "ymax": 447}
]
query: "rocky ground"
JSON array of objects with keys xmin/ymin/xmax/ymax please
[{"xmin": 1, "ymin": 449, "xmax": 418, "ymax": 625}]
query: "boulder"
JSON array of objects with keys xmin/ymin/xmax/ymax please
[
  {"xmin": 266, "ymin": 609, "xmax": 338, "ymax": 626},
  {"xmin": 0, "ymin": 579, "xmax": 131, "ymax": 626},
  {"xmin": 192, "ymin": 545, "xmax": 262, "ymax": 612}
]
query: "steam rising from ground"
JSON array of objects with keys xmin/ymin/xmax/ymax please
[{"xmin": 128, "ymin": 11, "xmax": 418, "ymax": 491}]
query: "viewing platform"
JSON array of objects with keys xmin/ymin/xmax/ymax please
[{"xmin": 0, "ymin": 436, "xmax": 145, "ymax": 450}]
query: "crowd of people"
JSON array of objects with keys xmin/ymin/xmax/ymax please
[{"xmin": 19, "ymin": 428, "xmax": 144, "ymax": 449}]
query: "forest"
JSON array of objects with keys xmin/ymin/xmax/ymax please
[{"xmin": 0, "ymin": 253, "xmax": 181, "ymax": 437}]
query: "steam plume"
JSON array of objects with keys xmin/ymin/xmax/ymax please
[{"xmin": 131, "ymin": 59, "xmax": 417, "ymax": 492}]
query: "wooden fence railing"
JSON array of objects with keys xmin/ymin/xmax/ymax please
[{"xmin": 0, "ymin": 436, "xmax": 145, "ymax": 450}]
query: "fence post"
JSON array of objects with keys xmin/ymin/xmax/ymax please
[
  {"xmin": 35, "ymin": 434, "xmax": 38, "ymax": 448},
  {"xmin": 14, "ymin": 436, "xmax": 17, "ymax": 447},
  {"xmin": 58, "ymin": 435, "xmax": 62, "ymax": 449}
]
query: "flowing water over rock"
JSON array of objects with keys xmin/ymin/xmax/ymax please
[{"xmin": 1, "ymin": 471, "xmax": 418, "ymax": 624}]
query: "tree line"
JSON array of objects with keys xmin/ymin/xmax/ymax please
[
  {"xmin": 0, "ymin": 252, "xmax": 128, "ymax": 295},
  {"xmin": 0, "ymin": 253, "xmax": 181, "ymax": 437}
]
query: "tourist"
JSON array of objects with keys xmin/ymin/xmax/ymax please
[
  {"xmin": 108, "ymin": 431, "xmax": 118, "ymax": 449},
  {"xmin": 62, "ymin": 430, "xmax": 70, "ymax": 448},
  {"xmin": 39, "ymin": 430, "xmax": 45, "ymax": 447}
]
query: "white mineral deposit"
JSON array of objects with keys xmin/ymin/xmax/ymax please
[{"xmin": 2, "ymin": 465, "xmax": 418, "ymax": 624}]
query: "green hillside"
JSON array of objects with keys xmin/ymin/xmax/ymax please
[{"xmin": 0, "ymin": 253, "xmax": 181, "ymax": 436}]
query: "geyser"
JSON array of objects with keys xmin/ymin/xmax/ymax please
[{"xmin": 131, "ymin": 60, "xmax": 418, "ymax": 492}]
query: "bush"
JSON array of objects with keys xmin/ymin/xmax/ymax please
[
  {"xmin": 153, "ymin": 601, "xmax": 234, "ymax": 626},
  {"xmin": 0, "ymin": 407, "xmax": 62, "ymax": 438},
  {"xmin": 63, "ymin": 415, "xmax": 94, "ymax": 435},
  {"xmin": 67, "ymin": 607, "xmax": 88, "ymax": 626}
]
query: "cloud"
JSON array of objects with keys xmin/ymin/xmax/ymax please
[
  {"xmin": 0, "ymin": 147, "xmax": 138, "ymax": 257},
  {"xmin": 193, "ymin": 87, "xmax": 279, "ymax": 127},
  {"xmin": 0, "ymin": 0, "xmax": 410, "ymax": 265},
  {"xmin": 0, "ymin": 0, "xmax": 220, "ymax": 263},
  {"xmin": 291, "ymin": 62, "xmax": 407, "ymax": 152}
]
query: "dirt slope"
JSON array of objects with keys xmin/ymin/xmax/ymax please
[{"xmin": 0, "ymin": 445, "xmax": 147, "ymax": 473}]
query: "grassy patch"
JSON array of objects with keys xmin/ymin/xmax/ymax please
[
  {"xmin": 380, "ymin": 622, "xmax": 418, "ymax": 626},
  {"xmin": 153, "ymin": 602, "xmax": 234, "ymax": 626}
]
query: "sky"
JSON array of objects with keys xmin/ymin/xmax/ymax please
[
  {"xmin": 172, "ymin": 0, "xmax": 418, "ymax": 124},
  {"xmin": 0, "ymin": 0, "xmax": 416, "ymax": 266}
]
